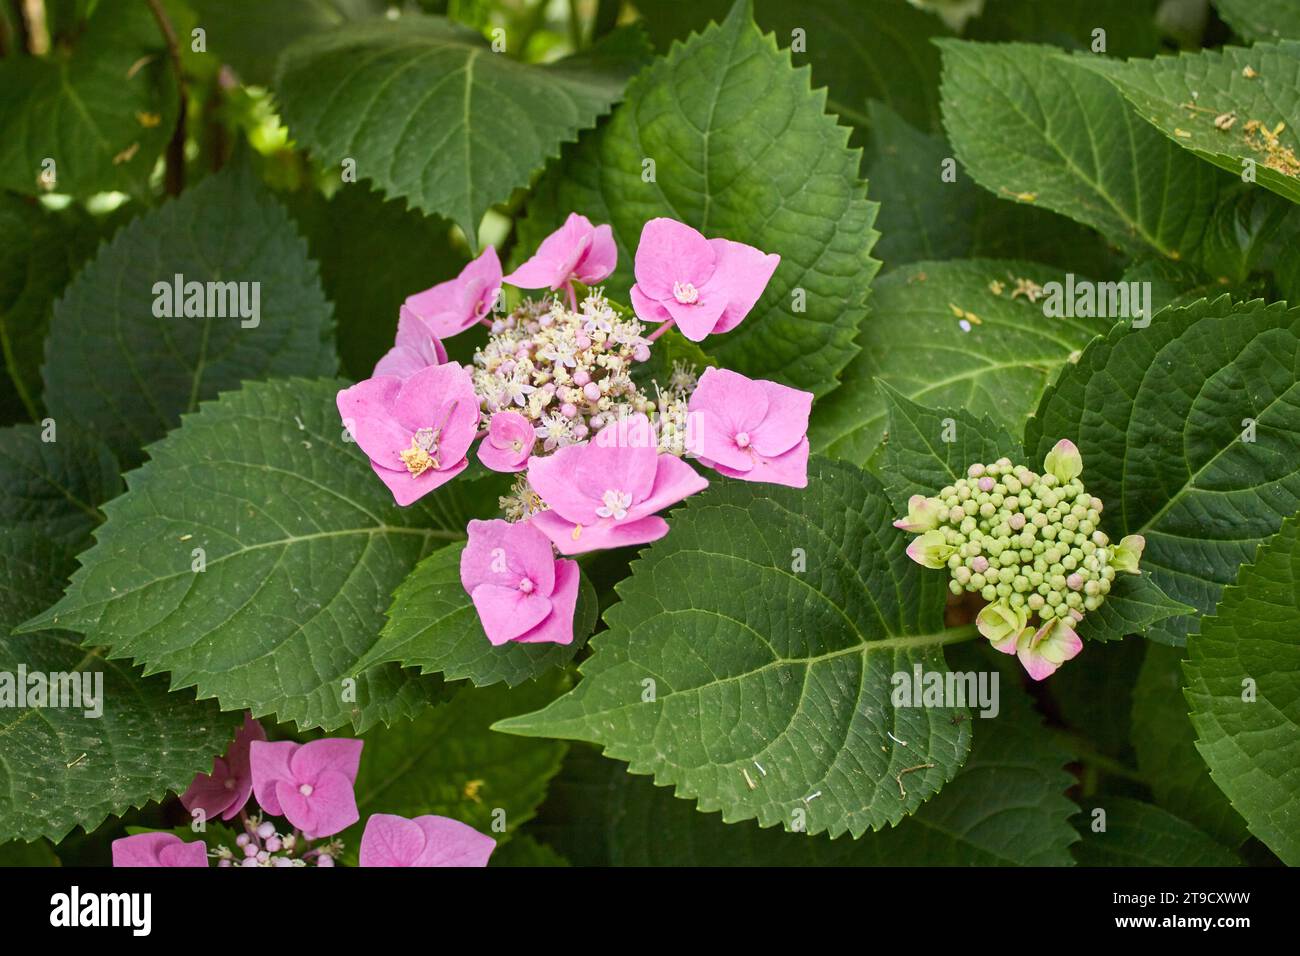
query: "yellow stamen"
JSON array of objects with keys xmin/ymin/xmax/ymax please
[{"xmin": 400, "ymin": 440, "xmax": 436, "ymax": 477}]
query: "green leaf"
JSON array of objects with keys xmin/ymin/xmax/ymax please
[
  {"xmin": 20, "ymin": 378, "xmax": 499, "ymax": 732},
  {"xmin": 495, "ymin": 456, "xmax": 975, "ymax": 838},
  {"xmin": 966, "ymin": 0, "xmax": 1164, "ymax": 59},
  {"xmin": 535, "ymin": 670, "xmax": 1077, "ymax": 866},
  {"xmin": 284, "ymin": 185, "xmax": 467, "ymax": 380},
  {"xmin": 876, "ymin": 381, "xmax": 1020, "ymax": 508},
  {"xmin": 1081, "ymin": 42, "xmax": 1300, "ymax": 206},
  {"xmin": 1071, "ymin": 798, "xmax": 1241, "ymax": 866},
  {"xmin": 0, "ymin": 425, "xmax": 241, "ymax": 844},
  {"xmin": 0, "ymin": 0, "xmax": 177, "ymax": 197},
  {"xmin": 1075, "ymin": 572, "xmax": 1194, "ymax": 644},
  {"xmin": 1185, "ymin": 514, "xmax": 1300, "ymax": 864},
  {"xmin": 0, "ymin": 839, "xmax": 60, "ymax": 866},
  {"xmin": 635, "ymin": 0, "xmax": 952, "ymax": 132},
  {"xmin": 515, "ymin": 0, "xmax": 878, "ymax": 398},
  {"xmin": 939, "ymin": 41, "xmax": 1231, "ymax": 260},
  {"xmin": 864, "ymin": 102, "xmax": 1119, "ymax": 274},
  {"xmin": 341, "ymin": 678, "xmax": 569, "ymax": 863},
  {"xmin": 810, "ymin": 260, "xmax": 1108, "ymax": 465},
  {"xmin": 1214, "ymin": 0, "xmax": 1300, "ymax": 42},
  {"xmin": 43, "ymin": 161, "xmax": 337, "ymax": 466},
  {"xmin": 0, "ymin": 197, "xmax": 116, "ymax": 421},
  {"xmin": 1026, "ymin": 296, "xmax": 1300, "ymax": 644},
  {"xmin": 1132, "ymin": 643, "xmax": 1251, "ymax": 846},
  {"xmin": 358, "ymin": 542, "xmax": 598, "ymax": 688},
  {"xmin": 188, "ymin": 0, "xmax": 388, "ymax": 86},
  {"xmin": 273, "ymin": 16, "xmax": 648, "ymax": 242},
  {"xmin": 1050, "ymin": 637, "xmax": 1145, "ymax": 759},
  {"xmin": 488, "ymin": 834, "xmax": 569, "ymax": 867}
]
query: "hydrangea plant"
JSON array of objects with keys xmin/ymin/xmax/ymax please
[{"xmin": 1, "ymin": 0, "xmax": 1298, "ymax": 878}]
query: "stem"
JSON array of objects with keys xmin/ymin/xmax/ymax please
[
  {"xmin": 646, "ymin": 319, "xmax": 675, "ymax": 342},
  {"xmin": 1050, "ymin": 728, "xmax": 1148, "ymax": 785},
  {"xmin": 565, "ymin": 282, "xmax": 577, "ymax": 311},
  {"xmin": 145, "ymin": 0, "xmax": 186, "ymax": 196},
  {"xmin": 567, "ymin": 0, "xmax": 584, "ymax": 50}
]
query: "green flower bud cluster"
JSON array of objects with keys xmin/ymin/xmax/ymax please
[{"xmin": 932, "ymin": 457, "xmax": 1114, "ymax": 623}]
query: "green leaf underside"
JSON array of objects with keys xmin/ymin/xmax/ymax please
[
  {"xmin": 939, "ymin": 41, "xmax": 1233, "ymax": 261},
  {"xmin": 1213, "ymin": 0, "xmax": 1300, "ymax": 42},
  {"xmin": 20, "ymin": 378, "xmax": 505, "ymax": 732},
  {"xmin": 515, "ymin": 0, "xmax": 878, "ymax": 398},
  {"xmin": 1074, "ymin": 571, "xmax": 1195, "ymax": 643},
  {"xmin": 0, "ymin": 426, "xmax": 239, "ymax": 843},
  {"xmin": 876, "ymin": 382, "xmax": 1020, "ymax": 508},
  {"xmin": 1027, "ymin": 296, "xmax": 1300, "ymax": 644},
  {"xmin": 0, "ymin": 198, "xmax": 115, "ymax": 420},
  {"xmin": 341, "ymin": 678, "xmax": 569, "ymax": 864},
  {"xmin": 1185, "ymin": 515, "xmax": 1300, "ymax": 864},
  {"xmin": 0, "ymin": 0, "xmax": 176, "ymax": 197},
  {"xmin": 810, "ymin": 259, "xmax": 1109, "ymax": 465},
  {"xmin": 1071, "ymin": 798, "xmax": 1241, "ymax": 866},
  {"xmin": 496, "ymin": 457, "xmax": 973, "ymax": 839},
  {"xmin": 536, "ymin": 669, "xmax": 1076, "ymax": 866},
  {"xmin": 1132, "ymin": 644, "xmax": 1251, "ymax": 846},
  {"xmin": 42, "ymin": 161, "xmax": 337, "ymax": 466},
  {"xmin": 360, "ymin": 541, "xmax": 598, "ymax": 687},
  {"xmin": 1081, "ymin": 42, "xmax": 1300, "ymax": 205},
  {"xmin": 274, "ymin": 17, "xmax": 648, "ymax": 241}
]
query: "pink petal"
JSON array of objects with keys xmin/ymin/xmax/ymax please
[
  {"xmin": 471, "ymin": 582, "xmax": 554, "ymax": 645},
  {"xmin": 337, "ymin": 376, "xmax": 409, "ymax": 466},
  {"xmin": 249, "ymin": 740, "xmax": 296, "ymax": 817},
  {"xmin": 663, "ymin": 287, "xmax": 729, "ymax": 342},
  {"xmin": 706, "ymin": 238, "xmax": 780, "ymax": 334},
  {"xmin": 476, "ymin": 410, "xmax": 535, "ymax": 472},
  {"xmin": 575, "ymin": 223, "xmax": 617, "ymax": 284},
  {"xmin": 371, "ymin": 455, "xmax": 468, "ymax": 507},
  {"xmin": 527, "ymin": 421, "xmax": 657, "ymax": 524},
  {"xmin": 632, "ymin": 452, "xmax": 710, "ymax": 518},
  {"xmin": 112, "ymin": 832, "xmax": 207, "ymax": 868},
  {"xmin": 460, "ymin": 518, "xmax": 556, "ymax": 595},
  {"xmin": 750, "ymin": 379, "xmax": 812, "ymax": 457},
  {"xmin": 629, "ymin": 284, "xmax": 673, "ymax": 326},
  {"xmin": 157, "ymin": 839, "xmax": 211, "ymax": 867},
  {"xmin": 632, "ymin": 217, "xmax": 716, "ymax": 300},
  {"xmin": 412, "ymin": 815, "xmax": 495, "ymax": 866},
  {"xmin": 406, "ymin": 246, "xmax": 502, "ymax": 338},
  {"xmin": 531, "ymin": 510, "xmax": 670, "ymax": 555},
  {"xmin": 276, "ymin": 769, "xmax": 359, "ymax": 838},
  {"xmin": 685, "ymin": 367, "xmax": 770, "ymax": 468},
  {"xmin": 180, "ymin": 756, "xmax": 239, "ymax": 821},
  {"xmin": 515, "ymin": 558, "xmax": 580, "ymax": 645},
  {"xmin": 289, "ymin": 737, "xmax": 364, "ymax": 787},
  {"xmin": 374, "ymin": 311, "xmax": 446, "ymax": 379},
  {"xmin": 506, "ymin": 213, "xmax": 589, "ymax": 290},
  {"xmin": 703, "ymin": 437, "xmax": 809, "ymax": 488},
  {"xmin": 359, "ymin": 813, "xmax": 427, "ymax": 867}
]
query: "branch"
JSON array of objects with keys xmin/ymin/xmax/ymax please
[{"xmin": 145, "ymin": 0, "xmax": 186, "ymax": 195}]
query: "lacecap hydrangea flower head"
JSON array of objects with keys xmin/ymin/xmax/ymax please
[
  {"xmin": 337, "ymin": 215, "xmax": 812, "ymax": 649},
  {"xmin": 895, "ymin": 439, "xmax": 1146, "ymax": 681}
]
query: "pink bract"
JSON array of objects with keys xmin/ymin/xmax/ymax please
[
  {"xmin": 112, "ymin": 832, "xmax": 209, "ymax": 868},
  {"xmin": 402, "ymin": 245, "xmax": 502, "ymax": 339},
  {"xmin": 336, "ymin": 363, "xmax": 479, "ymax": 507},
  {"xmin": 373, "ymin": 310, "xmax": 447, "ymax": 380},
  {"xmin": 359, "ymin": 813, "xmax": 496, "ymax": 867},
  {"xmin": 180, "ymin": 713, "xmax": 265, "ymax": 822},
  {"xmin": 249, "ymin": 738, "xmax": 363, "ymax": 839},
  {"xmin": 527, "ymin": 413, "xmax": 708, "ymax": 554},
  {"xmin": 629, "ymin": 217, "xmax": 779, "ymax": 342},
  {"xmin": 476, "ymin": 410, "xmax": 536, "ymax": 473},
  {"xmin": 686, "ymin": 367, "xmax": 811, "ymax": 487},
  {"xmin": 504, "ymin": 212, "xmax": 617, "ymax": 299},
  {"xmin": 460, "ymin": 518, "xmax": 581, "ymax": 645}
]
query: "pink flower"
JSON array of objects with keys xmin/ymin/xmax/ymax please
[
  {"xmin": 504, "ymin": 212, "xmax": 617, "ymax": 303},
  {"xmin": 373, "ymin": 310, "xmax": 447, "ymax": 380},
  {"xmin": 336, "ymin": 363, "xmax": 479, "ymax": 506},
  {"xmin": 249, "ymin": 738, "xmax": 363, "ymax": 839},
  {"xmin": 180, "ymin": 713, "xmax": 265, "ymax": 822},
  {"xmin": 460, "ymin": 518, "xmax": 581, "ymax": 645},
  {"xmin": 476, "ymin": 410, "xmax": 535, "ymax": 473},
  {"xmin": 402, "ymin": 245, "xmax": 502, "ymax": 339},
  {"xmin": 527, "ymin": 413, "xmax": 707, "ymax": 554},
  {"xmin": 1016, "ymin": 618, "xmax": 1083, "ymax": 681},
  {"xmin": 359, "ymin": 813, "xmax": 495, "ymax": 867},
  {"xmin": 112, "ymin": 832, "xmax": 209, "ymax": 868},
  {"xmin": 629, "ymin": 217, "xmax": 780, "ymax": 342},
  {"xmin": 685, "ymin": 367, "xmax": 810, "ymax": 487}
]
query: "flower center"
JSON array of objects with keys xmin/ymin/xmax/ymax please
[
  {"xmin": 298, "ymin": 784, "xmax": 314, "ymax": 797},
  {"xmin": 672, "ymin": 281, "xmax": 699, "ymax": 305},
  {"xmin": 735, "ymin": 431, "xmax": 750, "ymax": 448},
  {"xmin": 400, "ymin": 427, "xmax": 440, "ymax": 476},
  {"xmin": 595, "ymin": 489, "xmax": 633, "ymax": 521},
  {"xmin": 518, "ymin": 577, "xmax": 534, "ymax": 594}
]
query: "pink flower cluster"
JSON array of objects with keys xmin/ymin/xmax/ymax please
[
  {"xmin": 336, "ymin": 214, "xmax": 812, "ymax": 648},
  {"xmin": 112, "ymin": 716, "xmax": 494, "ymax": 868}
]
